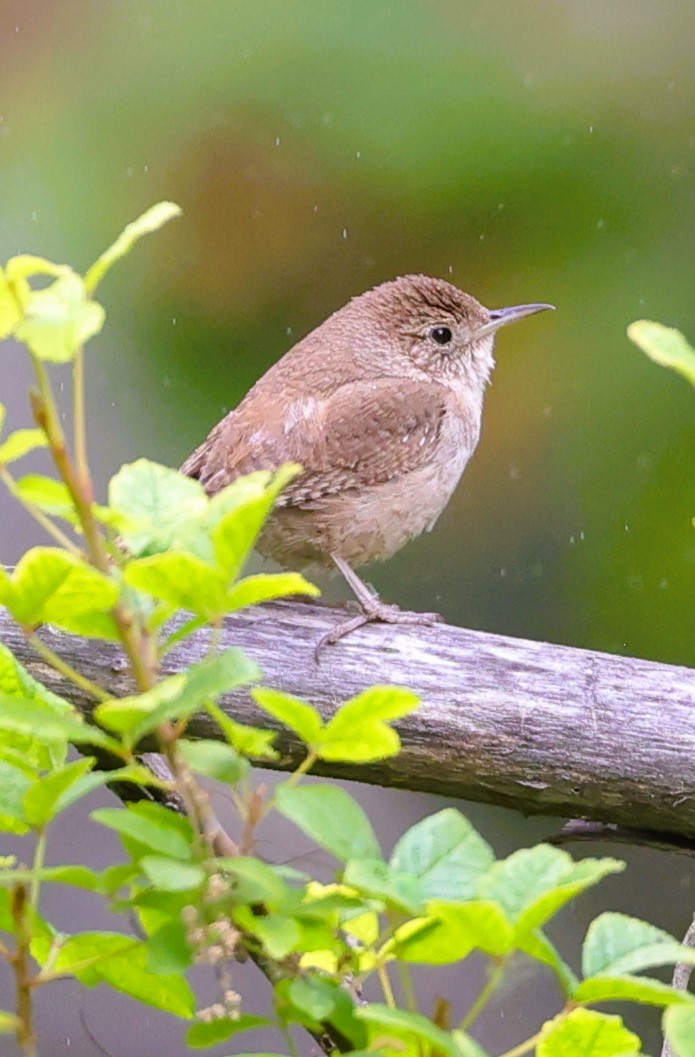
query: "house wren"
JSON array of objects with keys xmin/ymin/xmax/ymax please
[{"xmin": 181, "ymin": 275, "xmax": 553, "ymax": 651}]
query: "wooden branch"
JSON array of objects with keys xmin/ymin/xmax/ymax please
[{"xmin": 3, "ymin": 599, "xmax": 695, "ymax": 840}]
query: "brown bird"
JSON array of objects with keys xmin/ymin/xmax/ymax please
[{"xmin": 181, "ymin": 275, "xmax": 553, "ymax": 652}]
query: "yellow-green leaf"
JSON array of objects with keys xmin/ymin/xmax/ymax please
[
  {"xmin": 84, "ymin": 201, "xmax": 182, "ymax": 293},
  {"xmin": 15, "ymin": 273, "xmax": 105, "ymax": 362},
  {"xmin": 0, "ymin": 428, "xmax": 48, "ymax": 466},
  {"xmin": 628, "ymin": 320, "xmax": 695, "ymax": 388},
  {"xmin": 0, "ymin": 268, "xmax": 22, "ymax": 338},
  {"xmin": 2, "ymin": 547, "xmax": 119, "ymax": 629}
]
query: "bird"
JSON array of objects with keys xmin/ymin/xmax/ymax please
[{"xmin": 181, "ymin": 274, "xmax": 553, "ymax": 652}]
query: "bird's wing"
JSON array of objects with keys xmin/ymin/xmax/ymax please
[{"xmin": 181, "ymin": 377, "xmax": 451, "ymax": 505}]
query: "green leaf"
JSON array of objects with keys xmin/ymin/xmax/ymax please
[
  {"xmin": 394, "ymin": 901, "xmax": 514, "ymax": 964},
  {"xmin": 109, "ymin": 459, "xmax": 208, "ymax": 557},
  {"xmin": 289, "ymin": 976, "xmax": 337, "ymax": 1019},
  {"xmin": 252, "ymin": 687, "xmax": 324, "ymax": 744},
  {"xmin": 0, "ymin": 644, "xmax": 71, "ymax": 713},
  {"xmin": 140, "ymin": 856, "xmax": 206, "ymax": 892},
  {"xmin": 124, "ymin": 551, "xmax": 227, "ymax": 617},
  {"xmin": 23, "ymin": 757, "xmax": 94, "ymax": 826},
  {"xmin": 318, "ymin": 685, "xmax": 420, "ymax": 762},
  {"xmin": 1, "ymin": 548, "xmax": 119, "ymax": 635},
  {"xmin": 225, "ymin": 571, "xmax": 319, "ymax": 610},
  {"xmin": 217, "ymin": 856, "xmax": 293, "ymax": 911},
  {"xmin": 391, "ymin": 808, "xmax": 495, "ymax": 901},
  {"xmin": 14, "ymin": 475, "xmax": 77, "ymax": 520},
  {"xmin": 0, "ymin": 428, "xmax": 47, "ymax": 465},
  {"xmin": 664, "ymin": 1004, "xmax": 695, "ymax": 1057},
  {"xmin": 0, "ymin": 864, "xmax": 101, "ymax": 891},
  {"xmin": 0, "ymin": 694, "xmax": 121, "ymax": 757},
  {"xmin": 15, "ymin": 272, "xmax": 105, "ymax": 362},
  {"xmin": 481, "ymin": 846, "xmax": 624, "ymax": 931},
  {"xmin": 43, "ymin": 931, "xmax": 195, "ymax": 1016},
  {"xmin": 204, "ymin": 698, "xmax": 278, "ymax": 759},
  {"xmin": 211, "ymin": 464, "xmax": 301, "ymax": 580},
  {"xmin": 187, "ymin": 1015, "xmax": 269, "ymax": 1048},
  {"xmin": 275, "ymin": 784, "xmax": 381, "ymax": 862},
  {"xmin": 0, "ymin": 268, "xmax": 23, "ymax": 337},
  {"xmin": 5, "ymin": 255, "xmax": 69, "ymax": 282},
  {"xmin": 236, "ymin": 908, "xmax": 301, "ymax": 958},
  {"xmin": 575, "ymin": 972, "xmax": 695, "ymax": 1008},
  {"xmin": 84, "ymin": 201, "xmax": 182, "ymax": 293},
  {"xmin": 0, "ymin": 1011, "xmax": 20, "ymax": 1033},
  {"xmin": 343, "ymin": 859, "xmax": 424, "ymax": 915},
  {"xmin": 628, "ymin": 320, "xmax": 695, "ymax": 388},
  {"xmin": 583, "ymin": 912, "xmax": 695, "ymax": 978},
  {"xmin": 356, "ymin": 1004, "xmax": 466, "ymax": 1057},
  {"xmin": 146, "ymin": 918, "xmax": 193, "ymax": 974},
  {"xmin": 517, "ymin": 929, "xmax": 579, "ymax": 995},
  {"xmin": 537, "ymin": 1008, "xmax": 641, "ymax": 1057},
  {"xmin": 91, "ymin": 803, "xmax": 194, "ymax": 861},
  {"xmin": 177, "ymin": 738, "xmax": 248, "ymax": 784},
  {"xmin": 95, "ymin": 648, "xmax": 259, "ymax": 744},
  {"xmin": 0, "ymin": 759, "xmax": 32, "ymax": 832},
  {"xmin": 0, "ymin": 645, "xmax": 72, "ymax": 768}
]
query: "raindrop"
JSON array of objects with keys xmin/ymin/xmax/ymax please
[
  {"xmin": 355, "ymin": 150, "xmax": 361, "ymax": 158},
  {"xmin": 579, "ymin": 531, "xmax": 585, "ymax": 540},
  {"xmin": 31, "ymin": 211, "xmax": 38, "ymax": 221},
  {"xmin": 275, "ymin": 136, "xmax": 281, "ymax": 146},
  {"xmin": 624, "ymin": 524, "xmax": 630, "ymax": 532},
  {"xmin": 588, "ymin": 124, "xmax": 594, "ymax": 133},
  {"xmin": 497, "ymin": 202, "xmax": 505, "ymax": 211},
  {"xmin": 342, "ymin": 228, "xmax": 348, "ymax": 239},
  {"xmin": 144, "ymin": 164, "xmax": 149, "ymax": 172},
  {"xmin": 596, "ymin": 218, "xmax": 606, "ymax": 230},
  {"xmin": 499, "ymin": 568, "xmax": 507, "ymax": 578},
  {"xmin": 286, "ymin": 326, "xmax": 293, "ymax": 336},
  {"xmin": 447, "ymin": 265, "xmax": 453, "ymax": 275},
  {"xmin": 172, "ymin": 318, "xmax": 177, "ymax": 325}
]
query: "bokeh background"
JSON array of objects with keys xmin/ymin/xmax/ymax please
[{"xmin": 1, "ymin": 2, "xmax": 694, "ymax": 1055}]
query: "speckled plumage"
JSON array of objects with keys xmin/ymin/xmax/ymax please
[{"xmin": 182, "ymin": 275, "xmax": 550, "ymax": 573}]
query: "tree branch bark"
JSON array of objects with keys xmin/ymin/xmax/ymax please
[{"xmin": 3, "ymin": 598, "xmax": 695, "ymax": 841}]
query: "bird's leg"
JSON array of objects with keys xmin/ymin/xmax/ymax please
[{"xmin": 314, "ymin": 553, "xmax": 443, "ymax": 658}]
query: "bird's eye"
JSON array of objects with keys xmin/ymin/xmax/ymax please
[{"xmin": 430, "ymin": 326, "xmax": 453, "ymax": 345}]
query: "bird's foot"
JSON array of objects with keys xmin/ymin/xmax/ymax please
[{"xmin": 314, "ymin": 598, "xmax": 443, "ymax": 661}]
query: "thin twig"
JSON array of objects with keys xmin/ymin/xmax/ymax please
[
  {"xmin": 0, "ymin": 467, "xmax": 83, "ymax": 557},
  {"xmin": 29, "ymin": 633, "xmax": 111, "ymax": 702},
  {"xmin": 661, "ymin": 912, "xmax": 695, "ymax": 1057}
]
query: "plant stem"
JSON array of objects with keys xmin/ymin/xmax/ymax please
[
  {"xmin": 10, "ymin": 884, "xmax": 37, "ymax": 1057},
  {"xmin": 377, "ymin": 961, "xmax": 396, "ymax": 1008},
  {"xmin": 496, "ymin": 1030, "xmax": 543, "ymax": 1057},
  {"xmin": 396, "ymin": 958, "xmax": 419, "ymax": 1014},
  {"xmin": 460, "ymin": 957, "xmax": 507, "ymax": 1032},
  {"xmin": 72, "ymin": 347, "xmax": 88, "ymax": 484},
  {"xmin": 28, "ymin": 633, "xmax": 111, "ymax": 701},
  {"xmin": 159, "ymin": 614, "xmax": 207, "ymax": 657},
  {"xmin": 0, "ymin": 467, "xmax": 83, "ymax": 556},
  {"xmin": 29, "ymin": 830, "xmax": 46, "ymax": 911},
  {"xmin": 30, "ymin": 356, "xmax": 154, "ymax": 693}
]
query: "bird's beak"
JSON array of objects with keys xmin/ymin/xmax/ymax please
[{"xmin": 474, "ymin": 302, "xmax": 555, "ymax": 341}]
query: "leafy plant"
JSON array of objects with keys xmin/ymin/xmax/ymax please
[{"xmin": 0, "ymin": 209, "xmax": 691, "ymax": 1057}]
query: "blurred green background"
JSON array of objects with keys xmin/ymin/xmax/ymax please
[
  {"xmin": 1, "ymin": 3, "xmax": 694, "ymax": 1054},
  {"xmin": 1, "ymin": 0, "xmax": 693, "ymax": 664}
]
